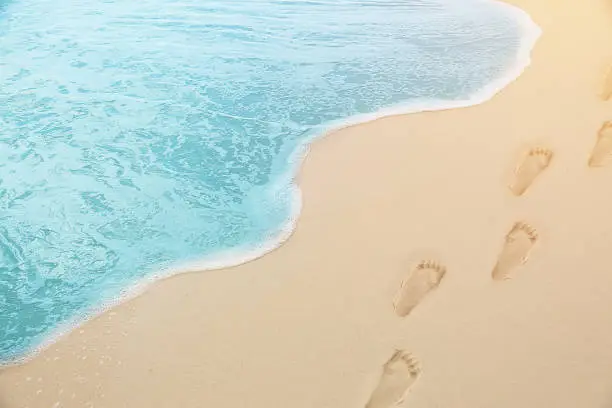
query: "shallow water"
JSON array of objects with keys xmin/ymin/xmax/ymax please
[{"xmin": 0, "ymin": 0, "xmax": 536, "ymax": 362}]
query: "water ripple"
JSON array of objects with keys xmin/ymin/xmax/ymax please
[{"xmin": 0, "ymin": 0, "xmax": 537, "ymax": 362}]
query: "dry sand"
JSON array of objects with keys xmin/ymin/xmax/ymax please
[{"xmin": 3, "ymin": 0, "xmax": 612, "ymax": 406}]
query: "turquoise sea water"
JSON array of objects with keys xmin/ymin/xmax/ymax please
[{"xmin": 0, "ymin": 0, "xmax": 538, "ymax": 363}]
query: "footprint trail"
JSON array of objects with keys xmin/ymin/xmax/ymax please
[
  {"xmin": 492, "ymin": 222, "xmax": 538, "ymax": 281},
  {"xmin": 393, "ymin": 260, "xmax": 446, "ymax": 317},
  {"xmin": 509, "ymin": 147, "xmax": 553, "ymax": 196},
  {"xmin": 588, "ymin": 122, "xmax": 612, "ymax": 167},
  {"xmin": 365, "ymin": 350, "xmax": 420, "ymax": 408}
]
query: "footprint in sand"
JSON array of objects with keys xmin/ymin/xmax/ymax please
[
  {"xmin": 365, "ymin": 350, "xmax": 420, "ymax": 408},
  {"xmin": 601, "ymin": 65, "xmax": 612, "ymax": 101},
  {"xmin": 509, "ymin": 147, "xmax": 553, "ymax": 196},
  {"xmin": 588, "ymin": 122, "xmax": 612, "ymax": 167},
  {"xmin": 393, "ymin": 260, "xmax": 446, "ymax": 317},
  {"xmin": 492, "ymin": 222, "xmax": 538, "ymax": 281}
]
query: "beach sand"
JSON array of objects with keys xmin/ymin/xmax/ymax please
[{"xmin": 3, "ymin": 0, "xmax": 612, "ymax": 406}]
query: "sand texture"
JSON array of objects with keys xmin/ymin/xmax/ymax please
[{"xmin": 3, "ymin": 0, "xmax": 612, "ymax": 407}]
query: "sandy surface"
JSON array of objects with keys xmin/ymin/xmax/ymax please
[{"xmin": 3, "ymin": 0, "xmax": 612, "ymax": 407}]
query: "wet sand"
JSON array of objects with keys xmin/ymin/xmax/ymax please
[{"xmin": 3, "ymin": 0, "xmax": 612, "ymax": 407}]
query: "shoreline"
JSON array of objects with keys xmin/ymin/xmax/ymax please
[
  {"xmin": 0, "ymin": 0, "xmax": 540, "ymax": 367},
  {"xmin": 4, "ymin": 0, "xmax": 612, "ymax": 407}
]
